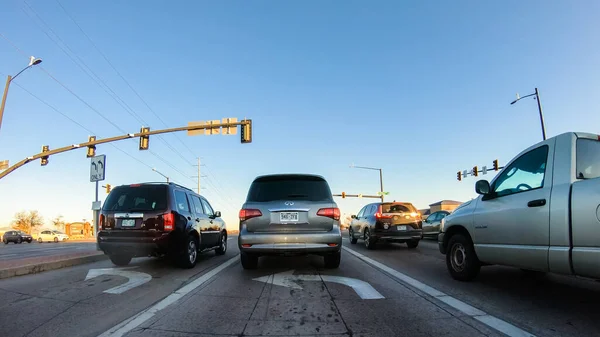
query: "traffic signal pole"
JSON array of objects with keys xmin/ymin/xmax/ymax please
[{"xmin": 0, "ymin": 119, "xmax": 251, "ymax": 180}]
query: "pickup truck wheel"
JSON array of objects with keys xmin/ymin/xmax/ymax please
[
  {"xmin": 349, "ymin": 228, "xmax": 358, "ymax": 244},
  {"xmin": 109, "ymin": 254, "xmax": 132, "ymax": 266},
  {"xmin": 240, "ymin": 252, "xmax": 259, "ymax": 269},
  {"xmin": 364, "ymin": 229, "xmax": 377, "ymax": 250},
  {"xmin": 324, "ymin": 251, "xmax": 341, "ymax": 269},
  {"xmin": 446, "ymin": 234, "xmax": 480, "ymax": 281}
]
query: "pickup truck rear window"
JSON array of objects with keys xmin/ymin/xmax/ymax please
[
  {"xmin": 247, "ymin": 175, "xmax": 333, "ymax": 202},
  {"xmin": 576, "ymin": 139, "xmax": 600, "ymax": 179}
]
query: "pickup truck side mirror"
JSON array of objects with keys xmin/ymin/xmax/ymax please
[
  {"xmin": 351, "ymin": 215, "xmax": 357, "ymax": 219},
  {"xmin": 475, "ymin": 180, "xmax": 491, "ymax": 196}
]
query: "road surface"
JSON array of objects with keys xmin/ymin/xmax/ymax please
[
  {"xmin": 0, "ymin": 241, "xmax": 97, "ymax": 261},
  {"xmin": 0, "ymin": 235, "xmax": 598, "ymax": 337}
]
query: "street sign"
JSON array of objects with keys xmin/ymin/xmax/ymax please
[
  {"xmin": 377, "ymin": 191, "xmax": 390, "ymax": 196},
  {"xmin": 0, "ymin": 160, "xmax": 8, "ymax": 170},
  {"xmin": 90, "ymin": 155, "xmax": 106, "ymax": 182},
  {"xmin": 462, "ymin": 170, "xmax": 468, "ymax": 178},
  {"xmin": 482, "ymin": 166, "xmax": 488, "ymax": 175},
  {"xmin": 253, "ymin": 270, "xmax": 384, "ymax": 300}
]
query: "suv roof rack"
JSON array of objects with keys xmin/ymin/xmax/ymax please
[{"xmin": 115, "ymin": 182, "xmax": 195, "ymax": 193}]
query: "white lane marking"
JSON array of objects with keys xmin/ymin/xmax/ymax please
[
  {"xmin": 342, "ymin": 246, "xmax": 536, "ymax": 337},
  {"xmin": 98, "ymin": 256, "xmax": 238, "ymax": 337},
  {"xmin": 85, "ymin": 267, "xmax": 152, "ymax": 294},
  {"xmin": 253, "ymin": 269, "xmax": 384, "ymax": 300}
]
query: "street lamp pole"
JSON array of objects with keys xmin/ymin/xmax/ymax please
[
  {"xmin": 350, "ymin": 164, "xmax": 384, "ymax": 202},
  {"xmin": 152, "ymin": 168, "xmax": 170, "ymax": 182},
  {"xmin": 510, "ymin": 87, "xmax": 547, "ymax": 141},
  {"xmin": 0, "ymin": 56, "xmax": 43, "ymax": 132}
]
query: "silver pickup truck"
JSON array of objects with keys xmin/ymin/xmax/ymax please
[{"xmin": 439, "ymin": 132, "xmax": 600, "ymax": 281}]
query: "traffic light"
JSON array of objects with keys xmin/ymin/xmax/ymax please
[
  {"xmin": 87, "ymin": 136, "xmax": 96, "ymax": 158},
  {"xmin": 105, "ymin": 184, "xmax": 111, "ymax": 194},
  {"xmin": 139, "ymin": 127, "xmax": 150, "ymax": 150},
  {"xmin": 241, "ymin": 119, "xmax": 252, "ymax": 143},
  {"xmin": 341, "ymin": 192, "xmax": 346, "ymax": 198},
  {"xmin": 457, "ymin": 171, "xmax": 461, "ymax": 181},
  {"xmin": 41, "ymin": 145, "xmax": 49, "ymax": 166},
  {"xmin": 473, "ymin": 166, "xmax": 478, "ymax": 177},
  {"xmin": 493, "ymin": 159, "xmax": 499, "ymax": 171}
]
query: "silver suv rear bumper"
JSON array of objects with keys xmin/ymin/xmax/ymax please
[{"xmin": 238, "ymin": 225, "xmax": 342, "ymax": 255}]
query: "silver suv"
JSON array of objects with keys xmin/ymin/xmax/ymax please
[{"xmin": 238, "ymin": 174, "xmax": 342, "ymax": 269}]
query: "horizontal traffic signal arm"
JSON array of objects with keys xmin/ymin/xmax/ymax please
[{"xmin": 0, "ymin": 120, "xmax": 251, "ymax": 180}]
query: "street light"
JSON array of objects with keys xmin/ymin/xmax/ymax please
[
  {"xmin": 510, "ymin": 87, "xmax": 547, "ymax": 140},
  {"xmin": 152, "ymin": 168, "xmax": 170, "ymax": 182},
  {"xmin": 0, "ymin": 56, "xmax": 43, "ymax": 132},
  {"xmin": 350, "ymin": 163, "xmax": 384, "ymax": 201}
]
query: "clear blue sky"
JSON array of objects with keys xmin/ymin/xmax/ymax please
[{"xmin": 1, "ymin": 0, "xmax": 599, "ymax": 229}]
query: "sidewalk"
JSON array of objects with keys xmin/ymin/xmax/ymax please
[{"xmin": 0, "ymin": 250, "xmax": 107, "ymax": 279}]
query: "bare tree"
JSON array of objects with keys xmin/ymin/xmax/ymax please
[
  {"xmin": 12, "ymin": 210, "xmax": 44, "ymax": 234},
  {"xmin": 52, "ymin": 215, "xmax": 65, "ymax": 232}
]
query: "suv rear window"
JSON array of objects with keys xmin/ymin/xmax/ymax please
[
  {"xmin": 247, "ymin": 175, "xmax": 333, "ymax": 202},
  {"xmin": 381, "ymin": 203, "xmax": 415, "ymax": 213},
  {"xmin": 103, "ymin": 185, "xmax": 168, "ymax": 212},
  {"xmin": 576, "ymin": 138, "xmax": 600, "ymax": 179}
]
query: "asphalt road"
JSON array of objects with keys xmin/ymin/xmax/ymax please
[
  {"xmin": 0, "ymin": 234, "xmax": 598, "ymax": 337},
  {"xmin": 0, "ymin": 241, "xmax": 97, "ymax": 261}
]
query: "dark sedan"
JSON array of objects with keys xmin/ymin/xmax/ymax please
[{"xmin": 3, "ymin": 230, "xmax": 33, "ymax": 244}]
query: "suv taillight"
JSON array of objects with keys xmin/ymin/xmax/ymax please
[
  {"xmin": 163, "ymin": 212, "xmax": 175, "ymax": 231},
  {"xmin": 375, "ymin": 205, "xmax": 392, "ymax": 220},
  {"xmin": 239, "ymin": 209, "xmax": 262, "ymax": 221},
  {"xmin": 98, "ymin": 214, "xmax": 105, "ymax": 230},
  {"xmin": 317, "ymin": 207, "xmax": 340, "ymax": 220}
]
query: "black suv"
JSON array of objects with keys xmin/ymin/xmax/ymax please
[
  {"xmin": 97, "ymin": 182, "xmax": 227, "ymax": 268},
  {"xmin": 348, "ymin": 202, "xmax": 423, "ymax": 249},
  {"xmin": 3, "ymin": 230, "xmax": 33, "ymax": 244}
]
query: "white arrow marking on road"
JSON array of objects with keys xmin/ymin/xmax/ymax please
[
  {"xmin": 253, "ymin": 270, "xmax": 384, "ymax": 300},
  {"xmin": 85, "ymin": 267, "xmax": 152, "ymax": 294}
]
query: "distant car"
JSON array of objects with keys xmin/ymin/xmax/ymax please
[
  {"xmin": 97, "ymin": 182, "xmax": 227, "ymax": 268},
  {"xmin": 3, "ymin": 230, "xmax": 33, "ymax": 244},
  {"xmin": 349, "ymin": 202, "xmax": 423, "ymax": 249},
  {"xmin": 238, "ymin": 174, "xmax": 342, "ymax": 269},
  {"xmin": 37, "ymin": 230, "xmax": 69, "ymax": 243},
  {"xmin": 422, "ymin": 210, "xmax": 450, "ymax": 239}
]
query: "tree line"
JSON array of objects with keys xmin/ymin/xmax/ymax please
[{"xmin": 9, "ymin": 210, "xmax": 66, "ymax": 234}]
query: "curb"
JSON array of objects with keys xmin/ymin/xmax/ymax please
[{"xmin": 0, "ymin": 254, "xmax": 109, "ymax": 280}]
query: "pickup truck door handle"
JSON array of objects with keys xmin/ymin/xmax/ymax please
[{"xmin": 527, "ymin": 199, "xmax": 547, "ymax": 207}]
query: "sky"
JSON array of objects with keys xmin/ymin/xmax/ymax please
[{"xmin": 0, "ymin": 0, "xmax": 599, "ymax": 229}]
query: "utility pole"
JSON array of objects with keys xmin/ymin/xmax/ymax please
[
  {"xmin": 197, "ymin": 157, "xmax": 201, "ymax": 193},
  {"xmin": 510, "ymin": 88, "xmax": 547, "ymax": 141}
]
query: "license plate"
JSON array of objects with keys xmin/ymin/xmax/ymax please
[
  {"xmin": 280, "ymin": 212, "xmax": 299, "ymax": 222},
  {"xmin": 122, "ymin": 219, "xmax": 136, "ymax": 227},
  {"xmin": 396, "ymin": 225, "xmax": 407, "ymax": 231}
]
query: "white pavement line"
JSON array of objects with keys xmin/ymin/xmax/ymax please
[
  {"xmin": 342, "ymin": 247, "xmax": 536, "ymax": 337},
  {"xmin": 98, "ymin": 256, "xmax": 238, "ymax": 337}
]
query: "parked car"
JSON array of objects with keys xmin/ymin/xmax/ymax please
[
  {"xmin": 439, "ymin": 132, "xmax": 600, "ymax": 281},
  {"xmin": 3, "ymin": 230, "xmax": 33, "ymax": 244},
  {"xmin": 37, "ymin": 230, "xmax": 69, "ymax": 243},
  {"xmin": 238, "ymin": 174, "xmax": 342, "ymax": 269},
  {"xmin": 422, "ymin": 210, "xmax": 450, "ymax": 239},
  {"xmin": 349, "ymin": 202, "xmax": 423, "ymax": 249},
  {"xmin": 97, "ymin": 182, "xmax": 227, "ymax": 268}
]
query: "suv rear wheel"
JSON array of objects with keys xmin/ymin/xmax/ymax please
[
  {"xmin": 349, "ymin": 227, "xmax": 358, "ymax": 244},
  {"xmin": 324, "ymin": 251, "xmax": 341, "ymax": 269},
  {"xmin": 240, "ymin": 252, "xmax": 258, "ymax": 269},
  {"xmin": 110, "ymin": 254, "xmax": 132, "ymax": 266},
  {"xmin": 179, "ymin": 235, "xmax": 198, "ymax": 269},
  {"xmin": 215, "ymin": 231, "xmax": 227, "ymax": 255},
  {"xmin": 407, "ymin": 240, "xmax": 419, "ymax": 249}
]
